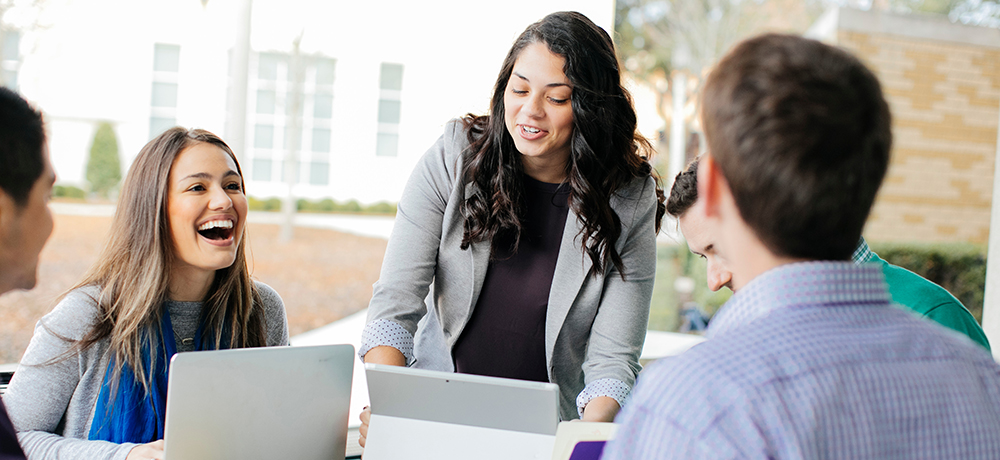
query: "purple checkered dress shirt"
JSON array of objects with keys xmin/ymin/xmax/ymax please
[{"xmin": 604, "ymin": 261, "xmax": 1000, "ymax": 460}]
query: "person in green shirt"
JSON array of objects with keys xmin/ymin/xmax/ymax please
[
  {"xmin": 666, "ymin": 156, "xmax": 991, "ymax": 351},
  {"xmin": 851, "ymin": 238, "xmax": 989, "ymax": 350}
]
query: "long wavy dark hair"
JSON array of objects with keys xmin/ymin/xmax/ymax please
[{"xmin": 459, "ymin": 11, "xmax": 665, "ymax": 276}]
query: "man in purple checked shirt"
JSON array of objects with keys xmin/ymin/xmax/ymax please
[{"xmin": 603, "ymin": 34, "xmax": 1000, "ymax": 459}]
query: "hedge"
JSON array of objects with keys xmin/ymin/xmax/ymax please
[
  {"xmin": 246, "ymin": 196, "xmax": 396, "ymax": 215},
  {"xmin": 649, "ymin": 241, "xmax": 987, "ymax": 333},
  {"xmin": 870, "ymin": 242, "xmax": 987, "ymax": 324}
]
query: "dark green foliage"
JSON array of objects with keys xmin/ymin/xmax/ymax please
[
  {"xmin": 651, "ymin": 240, "xmax": 987, "ymax": 333},
  {"xmin": 85, "ymin": 122, "xmax": 122, "ymax": 199},
  {"xmin": 871, "ymin": 242, "xmax": 987, "ymax": 323},
  {"xmin": 52, "ymin": 185, "xmax": 86, "ymax": 199}
]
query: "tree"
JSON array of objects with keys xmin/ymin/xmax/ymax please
[
  {"xmin": 86, "ymin": 122, "xmax": 122, "ymax": 199},
  {"xmin": 616, "ymin": 0, "xmax": 823, "ymax": 178},
  {"xmin": 615, "ymin": 0, "xmax": 998, "ymax": 178}
]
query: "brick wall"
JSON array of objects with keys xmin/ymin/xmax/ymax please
[{"xmin": 836, "ymin": 23, "xmax": 1000, "ymax": 244}]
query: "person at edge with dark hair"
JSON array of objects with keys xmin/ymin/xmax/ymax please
[
  {"xmin": 0, "ymin": 87, "xmax": 53, "ymax": 460},
  {"xmin": 5, "ymin": 128, "xmax": 289, "ymax": 460},
  {"xmin": 604, "ymin": 34, "xmax": 1000, "ymax": 459},
  {"xmin": 358, "ymin": 11, "xmax": 665, "ymax": 446},
  {"xmin": 666, "ymin": 156, "xmax": 990, "ymax": 350}
]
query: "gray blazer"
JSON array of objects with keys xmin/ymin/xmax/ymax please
[{"xmin": 367, "ymin": 120, "xmax": 657, "ymax": 420}]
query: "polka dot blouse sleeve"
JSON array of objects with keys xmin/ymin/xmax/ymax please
[
  {"xmin": 576, "ymin": 378, "xmax": 631, "ymax": 418},
  {"xmin": 358, "ymin": 318, "xmax": 415, "ymax": 366}
]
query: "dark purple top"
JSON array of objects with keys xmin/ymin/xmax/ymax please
[
  {"xmin": 0, "ymin": 398, "xmax": 26, "ymax": 460},
  {"xmin": 452, "ymin": 175, "xmax": 571, "ymax": 382}
]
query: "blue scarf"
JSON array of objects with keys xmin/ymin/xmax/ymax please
[{"xmin": 88, "ymin": 310, "xmax": 213, "ymax": 443}]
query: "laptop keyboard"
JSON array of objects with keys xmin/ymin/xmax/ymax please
[{"xmin": 0, "ymin": 369, "xmax": 13, "ymax": 395}]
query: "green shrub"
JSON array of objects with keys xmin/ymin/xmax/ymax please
[
  {"xmin": 652, "ymin": 240, "xmax": 987, "ymax": 332},
  {"xmin": 85, "ymin": 122, "xmax": 122, "ymax": 199},
  {"xmin": 247, "ymin": 196, "xmax": 282, "ymax": 211},
  {"xmin": 649, "ymin": 242, "xmax": 732, "ymax": 332},
  {"xmin": 366, "ymin": 201, "xmax": 397, "ymax": 214},
  {"xmin": 249, "ymin": 196, "xmax": 398, "ymax": 215},
  {"xmin": 263, "ymin": 198, "xmax": 282, "ymax": 211},
  {"xmin": 649, "ymin": 244, "xmax": 681, "ymax": 331},
  {"xmin": 871, "ymin": 242, "xmax": 987, "ymax": 323},
  {"xmin": 317, "ymin": 198, "xmax": 336, "ymax": 212},
  {"xmin": 339, "ymin": 199, "xmax": 362, "ymax": 213},
  {"xmin": 52, "ymin": 185, "xmax": 86, "ymax": 199}
]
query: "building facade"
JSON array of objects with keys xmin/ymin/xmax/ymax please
[
  {"xmin": 811, "ymin": 7, "xmax": 1000, "ymax": 244},
  {"xmin": 9, "ymin": 0, "xmax": 614, "ymax": 204}
]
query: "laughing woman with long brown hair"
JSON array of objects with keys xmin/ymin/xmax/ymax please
[{"xmin": 4, "ymin": 128, "xmax": 288, "ymax": 460}]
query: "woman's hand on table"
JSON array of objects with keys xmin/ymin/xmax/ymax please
[
  {"xmin": 580, "ymin": 396, "xmax": 620, "ymax": 422},
  {"xmin": 359, "ymin": 406, "xmax": 371, "ymax": 448},
  {"xmin": 359, "ymin": 346, "xmax": 406, "ymax": 449},
  {"xmin": 126, "ymin": 440, "xmax": 164, "ymax": 460}
]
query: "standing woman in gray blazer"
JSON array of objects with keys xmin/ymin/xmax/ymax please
[{"xmin": 359, "ymin": 10, "xmax": 665, "ymax": 434}]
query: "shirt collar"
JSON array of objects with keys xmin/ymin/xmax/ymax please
[
  {"xmin": 706, "ymin": 261, "xmax": 890, "ymax": 339},
  {"xmin": 851, "ymin": 237, "xmax": 875, "ymax": 264}
]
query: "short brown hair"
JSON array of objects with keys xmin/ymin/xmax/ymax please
[
  {"xmin": 0, "ymin": 87, "xmax": 45, "ymax": 207},
  {"xmin": 666, "ymin": 157, "xmax": 700, "ymax": 218},
  {"xmin": 701, "ymin": 34, "xmax": 891, "ymax": 260}
]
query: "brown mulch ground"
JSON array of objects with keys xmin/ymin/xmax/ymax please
[{"xmin": 0, "ymin": 213, "xmax": 387, "ymax": 364}]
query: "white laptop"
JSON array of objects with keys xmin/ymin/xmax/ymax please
[
  {"xmin": 363, "ymin": 363, "xmax": 560, "ymax": 460},
  {"xmin": 164, "ymin": 344, "xmax": 355, "ymax": 460}
]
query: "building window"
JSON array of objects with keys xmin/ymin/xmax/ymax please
[
  {"xmin": 376, "ymin": 133, "xmax": 399, "ymax": 157},
  {"xmin": 243, "ymin": 52, "xmax": 335, "ymax": 185},
  {"xmin": 2, "ymin": 31, "xmax": 20, "ymax": 90},
  {"xmin": 153, "ymin": 44, "xmax": 180, "ymax": 72},
  {"xmin": 256, "ymin": 89, "xmax": 276, "ymax": 114},
  {"xmin": 312, "ymin": 127, "xmax": 331, "ymax": 153},
  {"xmin": 257, "ymin": 53, "xmax": 283, "ymax": 81},
  {"xmin": 254, "ymin": 123, "xmax": 274, "ymax": 149},
  {"xmin": 252, "ymin": 158, "xmax": 273, "ymax": 182},
  {"xmin": 309, "ymin": 161, "xmax": 329, "ymax": 186},
  {"xmin": 314, "ymin": 93, "xmax": 333, "ymax": 119},
  {"xmin": 151, "ymin": 82, "xmax": 178, "ymax": 107},
  {"xmin": 150, "ymin": 43, "xmax": 180, "ymax": 139},
  {"xmin": 376, "ymin": 63, "xmax": 403, "ymax": 157}
]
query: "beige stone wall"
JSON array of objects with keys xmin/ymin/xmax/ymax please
[{"xmin": 837, "ymin": 29, "xmax": 1000, "ymax": 244}]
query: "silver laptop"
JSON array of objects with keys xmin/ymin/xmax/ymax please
[
  {"xmin": 363, "ymin": 363, "xmax": 560, "ymax": 460},
  {"xmin": 164, "ymin": 344, "xmax": 354, "ymax": 460}
]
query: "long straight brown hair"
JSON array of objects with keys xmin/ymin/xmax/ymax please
[{"xmin": 72, "ymin": 127, "xmax": 266, "ymax": 391}]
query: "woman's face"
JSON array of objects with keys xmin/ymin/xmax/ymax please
[
  {"xmin": 504, "ymin": 42, "xmax": 574, "ymax": 169},
  {"xmin": 166, "ymin": 142, "xmax": 247, "ymax": 278}
]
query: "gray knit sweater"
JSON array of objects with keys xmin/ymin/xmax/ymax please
[{"xmin": 3, "ymin": 282, "xmax": 289, "ymax": 460}]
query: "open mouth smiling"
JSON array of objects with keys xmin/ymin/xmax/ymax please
[{"xmin": 197, "ymin": 219, "xmax": 235, "ymax": 241}]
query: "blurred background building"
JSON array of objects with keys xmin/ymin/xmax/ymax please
[
  {"xmin": 810, "ymin": 6, "xmax": 1000, "ymax": 245},
  {"xmin": 4, "ymin": 0, "xmax": 616, "ymax": 204}
]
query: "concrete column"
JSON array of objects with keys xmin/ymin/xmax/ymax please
[
  {"xmin": 981, "ymin": 95, "xmax": 1000, "ymax": 360},
  {"xmin": 224, "ymin": 0, "xmax": 252, "ymax": 165},
  {"xmin": 668, "ymin": 69, "xmax": 686, "ymax": 180}
]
